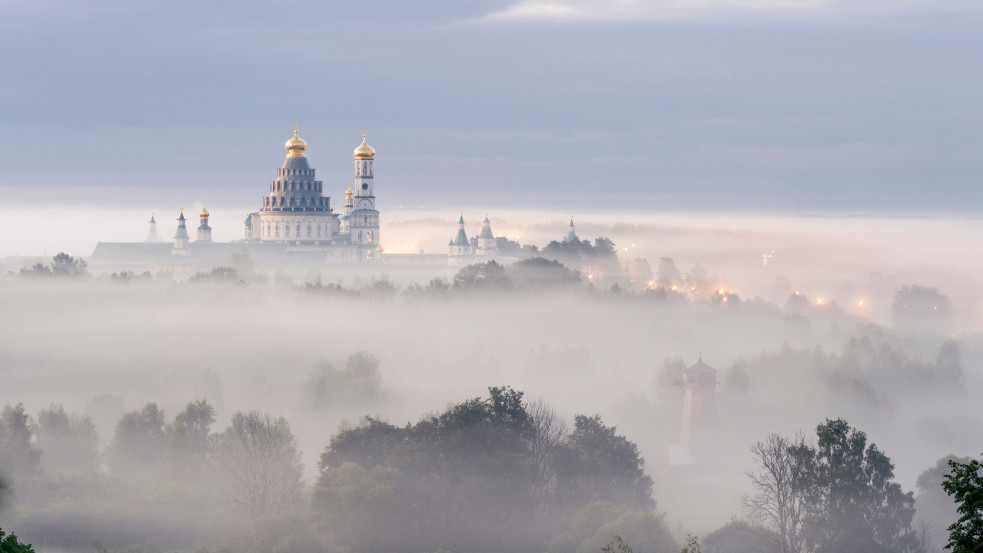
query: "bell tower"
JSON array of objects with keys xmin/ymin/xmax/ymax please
[{"xmin": 350, "ymin": 133, "xmax": 380, "ymax": 255}]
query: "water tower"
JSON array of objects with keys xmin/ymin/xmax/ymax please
[{"xmin": 680, "ymin": 355, "xmax": 718, "ymax": 453}]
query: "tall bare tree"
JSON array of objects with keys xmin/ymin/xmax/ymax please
[
  {"xmin": 743, "ymin": 433, "xmax": 808, "ymax": 553},
  {"xmin": 527, "ymin": 397, "xmax": 567, "ymax": 508},
  {"xmin": 217, "ymin": 411, "xmax": 303, "ymax": 521}
]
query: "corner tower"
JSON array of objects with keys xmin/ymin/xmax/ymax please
[
  {"xmin": 349, "ymin": 133, "xmax": 380, "ymax": 255},
  {"xmin": 173, "ymin": 208, "xmax": 190, "ymax": 255}
]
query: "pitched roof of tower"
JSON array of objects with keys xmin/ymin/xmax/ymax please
[
  {"xmin": 453, "ymin": 216, "xmax": 469, "ymax": 246},
  {"xmin": 565, "ymin": 217, "xmax": 578, "ymax": 242},
  {"xmin": 685, "ymin": 355, "xmax": 717, "ymax": 374},
  {"xmin": 479, "ymin": 216, "xmax": 495, "ymax": 239}
]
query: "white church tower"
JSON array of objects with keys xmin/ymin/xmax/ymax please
[{"xmin": 349, "ymin": 134, "xmax": 380, "ymax": 259}]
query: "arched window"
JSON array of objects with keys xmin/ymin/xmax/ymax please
[
  {"xmin": 357, "ymin": 231, "xmax": 362, "ymax": 243},
  {"xmin": 307, "ymin": 224, "xmax": 311, "ymax": 238},
  {"xmin": 317, "ymin": 225, "xmax": 321, "ymax": 237},
  {"xmin": 275, "ymin": 224, "xmax": 280, "ymax": 238},
  {"xmin": 285, "ymin": 225, "xmax": 290, "ymax": 238},
  {"xmin": 296, "ymin": 224, "xmax": 300, "ymax": 237},
  {"xmin": 367, "ymin": 230, "xmax": 373, "ymax": 243}
]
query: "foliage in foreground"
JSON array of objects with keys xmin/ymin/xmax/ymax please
[
  {"xmin": 315, "ymin": 387, "xmax": 667, "ymax": 553},
  {"xmin": 942, "ymin": 454, "xmax": 983, "ymax": 553}
]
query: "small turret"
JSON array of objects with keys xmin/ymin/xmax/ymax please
[
  {"xmin": 448, "ymin": 214, "xmax": 472, "ymax": 266},
  {"xmin": 173, "ymin": 208, "xmax": 190, "ymax": 254},
  {"xmin": 145, "ymin": 213, "xmax": 160, "ymax": 242},
  {"xmin": 475, "ymin": 216, "xmax": 498, "ymax": 259},
  {"xmin": 565, "ymin": 217, "xmax": 578, "ymax": 243}
]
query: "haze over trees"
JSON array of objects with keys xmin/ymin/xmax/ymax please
[
  {"xmin": 745, "ymin": 419, "xmax": 917, "ymax": 553},
  {"xmin": 1, "ymin": 241, "xmax": 981, "ymax": 553}
]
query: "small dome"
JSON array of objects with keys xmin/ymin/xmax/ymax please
[
  {"xmin": 199, "ymin": 204, "xmax": 209, "ymax": 218},
  {"xmin": 354, "ymin": 133, "xmax": 375, "ymax": 159},
  {"xmin": 285, "ymin": 129, "xmax": 307, "ymax": 157},
  {"xmin": 345, "ymin": 186, "xmax": 353, "ymax": 201}
]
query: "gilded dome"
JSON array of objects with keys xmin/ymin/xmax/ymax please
[
  {"xmin": 199, "ymin": 202, "xmax": 209, "ymax": 218},
  {"xmin": 345, "ymin": 186, "xmax": 353, "ymax": 201},
  {"xmin": 285, "ymin": 129, "xmax": 307, "ymax": 157},
  {"xmin": 354, "ymin": 133, "xmax": 375, "ymax": 159}
]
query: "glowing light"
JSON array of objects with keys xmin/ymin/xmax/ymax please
[
  {"xmin": 817, "ymin": 298, "xmax": 824, "ymax": 305},
  {"xmin": 671, "ymin": 285, "xmax": 678, "ymax": 291},
  {"xmin": 857, "ymin": 299, "xmax": 865, "ymax": 306},
  {"xmin": 718, "ymin": 289, "xmax": 725, "ymax": 294}
]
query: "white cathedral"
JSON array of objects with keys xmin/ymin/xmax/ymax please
[{"xmin": 239, "ymin": 129, "xmax": 381, "ymax": 261}]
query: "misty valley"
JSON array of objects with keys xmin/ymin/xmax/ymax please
[{"xmin": 1, "ymin": 245, "xmax": 981, "ymax": 553}]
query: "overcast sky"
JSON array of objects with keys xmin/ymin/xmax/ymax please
[{"xmin": 1, "ymin": 0, "xmax": 981, "ymax": 214}]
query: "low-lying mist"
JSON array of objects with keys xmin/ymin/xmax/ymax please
[{"xmin": 1, "ymin": 212, "xmax": 982, "ymax": 553}]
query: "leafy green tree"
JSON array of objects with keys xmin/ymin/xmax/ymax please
[
  {"xmin": 914, "ymin": 455, "xmax": 971, "ymax": 553},
  {"xmin": 452, "ymin": 260, "xmax": 512, "ymax": 290},
  {"xmin": 315, "ymin": 388, "xmax": 657, "ymax": 553},
  {"xmin": 108, "ymin": 403, "xmax": 168, "ymax": 474},
  {"xmin": 0, "ymin": 403, "xmax": 41, "ymax": 484},
  {"xmin": 0, "ymin": 527, "xmax": 34, "ymax": 553},
  {"xmin": 799, "ymin": 418, "xmax": 917, "ymax": 553},
  {"xmin": 560, "ymin": 415, "xmax": 654, "ymax": 511},
  {"xmin": 507, "ymin": 257, "xmax": 582, "ymax": 288},
  {"xmin": 167, "ymin": 399, "xmax": 216, "ymax": 472},
  {"xmin": 35, "ymin": 404, "xmax": 99, "ymax": 475},
  {"xmin": 304, "ymin": 352, "xmax": 385, "ymax": 409},
  {"xmin": 941, "ymin": 454, "xmax": 983, "ymax": 553},
  {"xmin": 50, "ymin": 252, "xmax": 87, "ymax": 276}
]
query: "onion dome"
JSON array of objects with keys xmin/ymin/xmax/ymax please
[
  {"xmin": 285, "ymin": 129, "xmax": 307, "ymax": 157},
  {"xmin": 354, "ymin": 133, "xmax": 375, "ymax": 159},
  {"xmin": 243, "ymin": 213, "xmax": 252, "ymax": 228},
  {"xmin": 199, "ymin": 202, "xmax": 209, "ymax": 218},
  {"xmin": 345, "ymin": 186, "xmax": 354, "ymax": 202}
]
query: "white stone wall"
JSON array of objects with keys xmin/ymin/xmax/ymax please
[{"xmin": 256, "ymin": 213, "xmax": 339, "ymax": 242}]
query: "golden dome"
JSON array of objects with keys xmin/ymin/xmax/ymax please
[
  {"xmin": 345, "ymin": 186, "xmax": 353, "ymax": 201},
  {"xmin": 354, "ymin": 133, "xmax": 375, "ymax": 159},
  {"xmin": 285, "ymin": 129, "xmax": 307, "ymax": 157},
  {"xmin": 199, "ymin": 206, "xmax": 209, "ymax": 218}
]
